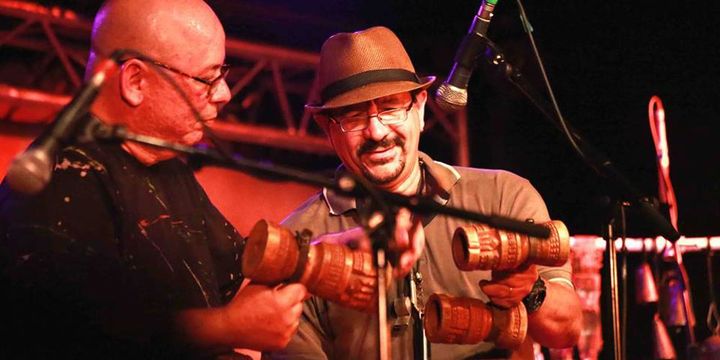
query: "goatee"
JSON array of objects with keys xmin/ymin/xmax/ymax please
[{"xmin": 357, "ymin": 136, "xmax": 406, "ymax": 185}]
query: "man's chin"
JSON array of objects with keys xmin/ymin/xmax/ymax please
[
  {"xmin": 181, "ymin": 131, "xmax": 204, "ymax": 146},
  {"xmin": 361, "ymin": 163, "xmax": 403, "ymax": 185}
]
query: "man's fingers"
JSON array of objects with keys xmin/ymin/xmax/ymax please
[
  {"xmin": 393, "ymin": 229, "xmax": 410, "ymax": 250},
  {"xmin": 389, "ymin": 209, "xmax": 425, "ymax": 278},
  {"xmin": 290, "ymin": 302, "xmax": 304, "ymax": 318},
  {"xmin": 393, "ymin": 208, "xmax": 412, "ymax": 249},
  {"xmin": 400, "ymin": 253, "xmax": 412, "ymax": 272},
  {"xmin": 479, "ymin": 279, "xmax": 534, "ymax": 302},
  {"xmin": 354, "ymin": 235, "xmax": 372, "ymax": 252},
  {"xmin": 479, "ymin": 281, "xmax": 511, "ymax": 297},
  {"xmin": 410, "ymin": 217, "xmax": 424, "ymax": 252},
  {"xmin": 485, "ymin": 277, "xmax": 531, "ymax": 290},
  {"xmin": 492, "ymin": 299, "xmax": 515, "ymax": 309},
  {"xmin": 492, "ymin": 265, "xmax": 537, "ymax": 281},
  {"xmin": 275, "ymin": 283, "xmax": 308, "ymax": 305},
  {"xmin": 396, "ymin": 208, "xmax": 412, "ymax": 227}
]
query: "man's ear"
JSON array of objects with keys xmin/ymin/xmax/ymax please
[
  {"xmin": 415, "ymin": 90, "xmax": 428, "ymax": 131},
  {"xmin": 313, "ymin": 113, "xmax": 336, "ymax": 149},
  {"xmin": 313, "ymin": 113, "xmax": 331, "ymax": 136},
  {"xmin": 119, "ymin": 59, "xmax": 147, "ymax": 107}
]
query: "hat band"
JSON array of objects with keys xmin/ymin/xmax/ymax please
[{"xmin": 320, "ymin": 69, "xmax": 421, "ymax": 104}]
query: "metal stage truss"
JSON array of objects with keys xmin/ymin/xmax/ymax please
[{"xmin": 0, "ymin": 1, "xmax": 470, "ymax": 165}]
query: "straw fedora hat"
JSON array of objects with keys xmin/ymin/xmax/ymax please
[{"xmin": 306, "ymin": 26, "xmax": 435, "ymax": 111}]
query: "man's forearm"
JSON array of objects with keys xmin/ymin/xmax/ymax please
[
  {"xmin": 526, "ymin": 281, "xmax": 583, "ymax": 348},
  {"xmin": 175, "ymin": 308, "xmax": 235, "ymax": 350}
]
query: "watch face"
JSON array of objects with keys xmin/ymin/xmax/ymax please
[{"xmin": 523, "ymin": 278, "xmax": 547, "ymax": 313}]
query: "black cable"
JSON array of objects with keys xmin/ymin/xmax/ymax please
[
  {"xmin": 483, "ymin": 29, "xmax": 679, "ymax": 242},
  {"xmin": 514, "ymin": 0, "xmax": 590, "ymax": 164},
  {"xmin": 511, "ymin": 3, "xmax": 633, "ymax": 358}
]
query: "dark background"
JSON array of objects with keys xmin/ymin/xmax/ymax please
[
  {"xmin": 27, "ymin": 0, "xmax": 720, "ymax": 236},
  {"xmin": 15, "ymin": 0, "xmax": 720, "ymax": 357},
  {"xmin": 214, "ymin": 0, "xmax": 720, "ymax": 238}
]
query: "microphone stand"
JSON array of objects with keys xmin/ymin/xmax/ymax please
[
  {"xmin": 605, "ymin": 215, "xmax": 622, "ymax": 360},
  {"xmin": 87, "ymin": 117, "xmax": 553, "ymax": 360},
  {"xmin": 483, "ymin": 41, "xmax": 678, "ymax": 241},
  {"xmin": 474, "ymin": 29, "xmax": 680, "ymax": 360},
  {"xmin": 604, "ymin": 202, "xmax": 630, "ymax": 360},
  {"xmin": 409, "ymin": 268, "xmax": 430, "ymax": 359},
  {"xmin": 89, "ymin": 117, "xmax": 551, "ymax": 239},
  {"xmin": 350, "ymin": 169, "xmax": 398, "ymax": 360}
]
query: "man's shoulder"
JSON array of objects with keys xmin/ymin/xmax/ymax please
[
  {"xmin": 54, "ymin": 145, "xmax": 111, "ymax": 175},
  {"xmin": 453, "ymin": 166, "xmax": 532, "ymax": 189},
  {"xmin": 281, "ymin": 191, "xmax": 327, "ymax": 227},
  {"xmin": 1, "ymin": 144, "xmax": 107, "ymax": 199},
  {"xmin": 446, "ymin": 165, "xmax": 548, "ymax": 220}
]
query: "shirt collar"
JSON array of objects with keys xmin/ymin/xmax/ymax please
[{"xmin": 322, "ymin": 152, "xmax": 461, "ymax": 215}]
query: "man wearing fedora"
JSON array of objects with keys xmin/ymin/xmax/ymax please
[{"xmin": 273, "ymin": 26, "xmax": 582, "ymax": 359}]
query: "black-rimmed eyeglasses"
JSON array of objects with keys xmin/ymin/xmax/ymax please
[
  {"xmin": 329, "ymin": 99, "xmax": 415, "ymax": 133},
  {"xmin": 141, "ymin": 59, "xmax": 230, "ymax": 97}
]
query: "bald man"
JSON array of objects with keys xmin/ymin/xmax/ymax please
[{"xmin": 0, "ymin": 1, "xmax": 306, "ymax": 358}]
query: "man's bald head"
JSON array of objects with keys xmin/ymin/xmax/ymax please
[
  {"xmin": 87, "ymin": 0, "xmax": 230, "ymax": 165},
  {"xmin": 86, "ymin": 0, "xmax": 225, "ymax": 78}
]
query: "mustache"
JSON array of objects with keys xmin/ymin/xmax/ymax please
[{"xmin": 357, "ymin": 136, "xmax": 405, "ymax": 157}]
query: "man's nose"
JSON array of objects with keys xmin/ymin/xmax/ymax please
[
  {"xmin": 363, "ymin": 103, "xmax": 391, "ymax": 140},
  {"xmin": 210, "ymin": 79, "xmax": 231, "ymax": 105},
  {"xmin": 364, "ymin": 115, "xmax": 391, "ymax": 140}
]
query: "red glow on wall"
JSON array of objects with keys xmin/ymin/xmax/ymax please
[
  {"xmin": 1, "ymin": 1, "xmax": 78, "ymax": 20},
  {"xmin": 195, "ymin": 166, "xmax": 318, "ymax": 234},
  {"xmin": 0, "ymin": 132, "xmax": 33, "ymax": 178}
]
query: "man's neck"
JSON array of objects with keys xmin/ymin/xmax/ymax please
[
  {"xmin": 381, "ymin": 161, "xmax": 422, "ymax": 196},
  {"xmin": 122, "ymin": 141, "xmax": 175, "ymax": 166}
]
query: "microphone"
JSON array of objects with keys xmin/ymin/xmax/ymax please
[
  {"xmin": 5, "ymin": 52, "xmax": 122, "ymax": 194},
  {"xmin": 436, "ymin": 0, "xmax": 498, "ymax": 112}
]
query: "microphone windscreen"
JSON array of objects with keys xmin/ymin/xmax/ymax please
[
  {"xmin": 6, "ymin": 148, "xmax": 54, "ymax": 195},
  {"xmin": 435, "ymin": 83, "xmax": 468, "ymax": 113}
]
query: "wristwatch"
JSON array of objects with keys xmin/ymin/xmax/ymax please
[{"xmin": 522, "ymin": 277, "xmax": 547, "ymax": 313}]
